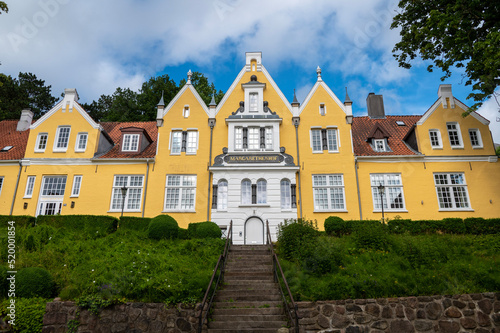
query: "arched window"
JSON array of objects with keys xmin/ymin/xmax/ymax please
[
  {"xmin": 217, "ymin": 180, "xmax": 228, "ymax": 210},
  {"xmin": 257, "ymin": 179, "xmax": 267, "ymax": 204},
  {"xmin": 281, "ymin": 179, "xmax": 291, "ymax": 209},
  {"xmin": 241, "ymin": 179, "xmax": 252, "ymax": 205}
]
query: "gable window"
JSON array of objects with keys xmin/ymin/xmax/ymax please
[
  {"xmin": 468, "ymin": 129, "xmax": 483, "ymax": 148},
  {"xmin": 35, "ymin": 133, "xmax": 48, "ymax": 152},
  {"xmin": 186, "ymin": 131, "xmax": 198, "ymax": 154},
  {"xmin": 249, "ymin": 93, "xmax": 258, "ymax": 112},
  {"xmin": 241, "ymin": 179, "xmax": 252, "ymax": 205},
  {"xmin": 53, "ymin": 126, "xmax": 71, "ymax": 152},
  {"xmin": 434, "ymin": 173, "xmax": 470, "ymax": 210},
  {"xmin": 183, "ymin": 105, "xmax": 190, "ymax": 118},
  {"xmin": 170, "ymin": 130, "xmax": 198, "ymax": 155},
  {"xmin": 319, "ymin": 103, "xmax": 326, "ymax": 116},
  {"xmin": 447, "ymin": 122, "xmax": 463, "ymax": 148},
  {"xmin": 122, "ymin": 134, "xmax": 140, "ymax": 152},
  {"xmin": 373, "ymin": 139, "xmax": 386, "ymax": 152},
  {"xmin": 171, "ymin": 131, "xmax": 182, "ymax": 154},
  {"xmin": 75, "ymin": 133, "xmax": 88, "ymax": 152},
  {"xmin": 429, "ymin": 129, "xmax": 442, "ymax": 149},
  {"xmin": 248, "ymin": 127, "xmax": 260, "ymax": 150},
  {"xmin": 311, "ymin": 128, "xmax": 338, "ymax": 153},
  {"xmin": 312, "ymin": 174, "xmax": 346, "ymax": 211},
  {"xmin": 234, "ymin": 126, "xmax": 275, "ymax": 151},
  {"xmin": 370, "ymin": 174, "xmax": 405, "ymax": 211},
  {"xmin": 265, "ymin": 127, "xmax": 273, "ymax": 150},
  {"xmin": 164, "ymin": 175, "xmax": 196, "ymax": 211},
  {"xmin": 71, "ymin": 175, "xmax": 82, "ymax": 197},
  {"xmin": 110, "ymin": 175, "xmax": 144, "ymax": 212},
  {"xmin": 235, "ymin": 127, "xmax": 243, "ymax": 150},
  {"xmin": 24, "ymin": 176, "xmax": 36, "ymax": 198}
]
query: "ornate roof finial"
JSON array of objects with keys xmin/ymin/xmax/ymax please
[
  {"xmin": 209, "ymin": 91, "xmax": 217, "ymax": 107},
  {"xmin": 187, "ymin": 70, "xmax": 192, "ymax": 85},
  {"xmin": 157, "ymin": 91, "xmax": 165, "ymax": 107},
  {"xmin": 344, "ymin": 87, "xmax": 352, "ymax": 104},
  {"xmin": 292, "ymin": 89, "xmax": 299, "ymax": 106},
  {"xmin": 316, "ymin": 66, "xmax": 322, "ymax": 82}
]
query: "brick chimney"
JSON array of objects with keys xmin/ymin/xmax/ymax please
[{"xmin": 366, "ymin": 93, "xmax": 385, "ymax": 119}]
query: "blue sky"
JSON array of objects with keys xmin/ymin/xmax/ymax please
[{"xmin": 1, "ymin": 0, "xmax": 498, "ymax": 142}]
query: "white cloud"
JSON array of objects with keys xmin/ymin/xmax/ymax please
[{"xmin": 476, "ymin": 96, "xmax": 500, "ymax": 144}]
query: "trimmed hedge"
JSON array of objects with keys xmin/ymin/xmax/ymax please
[
  {"xmin": 36, "ymin": 215, "xmax": 118, "ymax": 236},
  {"xmin": 0, "ymin": 215, "xmax": 36, "ymax": 228},
  {"xmin": 188, "ymin": 221, "xmax": 222, "ymax": 239},
  {"xmin": 119, "ymin": 217, "xmax": 151, "ymax": 231},
  {"xmin": 327, "ymin": 217, "xmax": 500, "ymax": 236},
  {"xmin": 147, "ymin": 215, "xmax": 179, "ymax": 240}
]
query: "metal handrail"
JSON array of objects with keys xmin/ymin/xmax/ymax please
[
  {"xmin": 197, "ymin": 221, "xmax": 233, "ymax": 333},
  {"xmin": 266, "ymin": 220, "xmax": 299, "ymax": 333}
]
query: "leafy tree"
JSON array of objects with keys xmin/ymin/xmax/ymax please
[
  {"xmin": 496, "ymin": 145, "xmax": 500, "ymax": 157},
  {"xmin": 137, "ymin": 74, "xmax": 179, "ymax": 121},
  {"xmin": 179, "ymin": 71, "xmax": 224, "ymax": 106},
  {"xmin": 391, "ymin": 0, "xmax": 500, "ymax": 112},
  {"xmin": 0, "ymin": 1, "xmax": 7, "ymax": 15},
  {"xmin": 0, "ymin": 72, "xmax": 57, "ymax": 120}
]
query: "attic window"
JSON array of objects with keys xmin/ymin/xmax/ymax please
[
  {"xmin": 374, "ymin": 139, "xmax": 387, "ymax": 152},
  {"xmin": 183, "ymin": 105, "xmax": 190, "ymax": 118},
  {"xmin": 319, "ymin": 103, "xmax": 326, "ymax": 116},
  {"xmin": 396, "ymin": 121, "xmax": 405, "ymax": 126},
  {"xmin": 1, "ymin": 146, "xmax": 13, "ymax": 152}
]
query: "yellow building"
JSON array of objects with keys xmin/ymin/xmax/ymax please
[{"xmin": 0, "ymin": 52, "xmax": 498, "ymax": 244}]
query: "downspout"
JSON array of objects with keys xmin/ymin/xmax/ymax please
[
  {"xmin": 10, "ymin": 160, "xmax": 23, "ymax": 215},
  {"xmin": 142, "ymin": 159, "xmax": 151, "ymax": 218},
  {"xmin": 294, "ymin": 123, "xmax": 303, "ymax": 219},
  {"xmin": 206, "ymin": 122, "xmax": 215, "ymax": 221},
  {"xmin": 354, "ymin": 157, "xmax": 363, "ymax": 220}
]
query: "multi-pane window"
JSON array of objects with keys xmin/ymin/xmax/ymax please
[
  {"xmin": 35, "ymin": 133, "xmax": 48, "ymax": 152},
  {"xmin": 468, "ymin": 129, "xmax": 482, "ymax": 148},
  {"xmin": 54, "ymin": 126, "xmax": 71, "ymax": 151},
  {"xmin": 370, "ymin": 174, "xmax": 405, "ymax": 211},
  {"xmin": 429, "ymin": 129, "xmax": 442, "ymax": 148},
  {"xmin": 235, "ymin": 127, "xmax": 243, "ymax": 150},
  {"xmin": 312, "ymin": 174, "xmax": 346, "ymax": 211},
  {"xmin": 248, "ymin": 127, "xmax": 260, "ymax": 150},
  {"xmin": 24, "ymin": 176, "xmax": 36, "ymax": 198},
  {"xmin": 110, "ymin": 175, "xmax": 144, "ymax": 211},
  {"xmin": 281, "ymin": 179, "xmax": 291, "ymax": 209},
  {"xmin": 265, "ymin": 127, "xmax": 273, "ymax": 150},
  {"xmin": 257, "ymin": 179, "xmax": 267, "ymax": 204},
  {"xmin": 41, "ymin": 176, "xmax": 67, "ymax": 196},
  {"xmin": 311, "ymin": 128, "xmax": 338, "ymax": 152},
  {"xmin": 75, "ymin": 133, "xmax": 88, "ymax": 152},
  {"xmin": 164, "ymin": 175, "xmax": 196, "ymax": 211},
  {"xmin": 241, "ymin": 179, "xmax": 252, "ymax": 205},
  {"xmin": 249, "ymin": 93, "xmax": 258, "ymax": 112},
  {"xmin": 122, "ymin": 134, "xmax": 140, "ymax": 152},
  {"xmin": 71, "ymin": 175, "xmax": 82, "ymax": 197},
  {"xmin": 171, "ymin": 131, "xmax": 198, "ymax": 154},
  {"xmin": 374, "ymin": 139, "xmax": 386, "ymax": 152},
  {"xmin": 447, "ymin": 123, "xmax": 462, "ymax": 148},
  {"xmin": 434, "ymin": 173, "xmax": 470, "ymax": 209},
  {"xmin": 217, "ymin": 180, "xmax": 228, "ymax": 210}
]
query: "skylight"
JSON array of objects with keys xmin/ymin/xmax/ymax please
[
  {"xmin": 0, "ymin": 146, "xmax": 13, "ymax": 152},
  {"xmin": 396, "ymin": 121, "xmax": 405, "ymax": 126}
]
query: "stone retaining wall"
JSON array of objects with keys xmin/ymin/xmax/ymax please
[
  {"xmin": 42, "ymin": 301, "xmax": 200, "ymax": 333},
  {"xmin": 296, "ymin": 292, "xmax": 499, "ymax": 333}
]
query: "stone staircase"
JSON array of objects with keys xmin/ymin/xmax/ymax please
[{"xmin": 207, "ymin": 245, "xmax": 289, "ymax": 333}]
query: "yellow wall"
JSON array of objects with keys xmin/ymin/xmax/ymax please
[{"xmin": 0, "ymin": 164, "xmax": 23, "ymax": 215}]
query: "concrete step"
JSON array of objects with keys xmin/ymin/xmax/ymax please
[
  {"xmin": 211, "ymin": 307, "xmax": 284, "ymax": 316},
  {"xmin": 224, "ymin": 271, "xmax": 273, "ymax": 279},
  {"xmin": 207, "ymin": 329, "xmax": 289, "ymax": 333},
  {"xmin": 213, "ymin": 301, "xmax": 282, "ymax": 309},
  {"xmin": 216, "ymin": 289, "xmax": 280, "ymax": 298},
  {"xmin": 221, "ymin": 283, "xmax": 278, "ymax": 290},
  {"xmin": 208, "ymin": 320, "xmax": 288, "ymax": 330},
  {"xmin": 215, "ymin": 294, "xmax": 282, "ymax": 302},
  {"xmin": 211, "ymin": 314, "xmax": 286, "ymax": 322}
]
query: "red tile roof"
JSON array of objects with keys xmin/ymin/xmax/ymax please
[
  {"xmin": 97, "ymin": 122, "xmax": 157, "ymax": 159},
  {"xmin": 0, "ymin": 120, "xmax": 30, "ymax": 160},
  {"xmin": 352, "ymin": 115, "xmax": 422, "ymax": 156}
]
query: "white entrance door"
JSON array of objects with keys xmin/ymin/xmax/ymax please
[{"xmin": 245, "ymin": 217, "xmax": 264, "ymax": 244}]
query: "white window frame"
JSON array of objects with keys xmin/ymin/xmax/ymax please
[
  {"xmin": 319, "ymin": 103, "xmax": 326, "ymax": 116},
  {"xmin": 311, "ymin": 128, "xmax": 339, "ymax": 153},
  {"xmin": 35, "ymin": 133, "xmax": 48, "ymax": 153},
  {"xmin": 71, "ymin": 175, "xmax": 82, "ymax": 197},
  {"xmin": 327, "ymin": 128, "xmax": 339, "ymax": 152},
  {"xmin": 311, "ymin": 129, "xmax": 322, "ymax": 152},
  {"xmin": 241, "ymin": 179, "xmax": 252, "ymax": 205},
  {"xmin": 53, "ymin": 126, "xmax": 71, "ymax": 152},
  {"xmin": 0, "ymin": 177, "xmax": 3, "ymax": 197},
  {"xmin": 217, "ymin": 180, "xmax": 228, "ymax": 211},
  {"xmin": 434, "ymin": 173, "xmax": 471, "ymax": 210},
  {"xmin": 234, "ymin": 127, "xmax": 243, "ymax": 150},
  {"xmin": 257, "ymin": 179, "xmax": 267, "ymax": 204},
  {"xmin": 186, "ymin": 130, "xmax": 198, "ymax": 155},
  {"xmin": 122, "ymin": 134, "xmax": 140, "ymax": 152},
  {"xmin": 249, "ymin": 92, "xmax": 259, "ymax": 112},
  {"xmin": 312, "ymin": 174, "xmax": 346, "ymax": 212},
  {"xmin": 183, "ymin": 105, "xmax": 190, "ymax": 118},
  {"xmin": 163, "ymin": 175, "xmax": 197, "ymax": 212},
  {"xmin": 429, "ymin": 129, "xmax": 443, "ymax": 149},
  {"xmin": 24, "ymin": 176, "xmax": 36, "ymax": 198},
  {"xmin": 109, "ymin": 175, "xmax": 144, "ymax": 212},
  {"xmin": 248, "ymin": 127, "xmax": 260, "ymax": 150},
  {"xmin": 446, "ymin": 122, "xmax": 463, "ymax": 148},
  {"xmin": 370, "ymin": 174, "xmax": 406, "ymax": 212},
  {"xmin": 468, "ymin": 129, "xmax": 483, "ymax": 148},
  {"xmin": 281, "ymin": 179, "xmax": 291, "ymax": 210},
  {"xmin": 374, "ymin": 139, "xmax": 386, "ymax": 152},
  {"xmin": 170, "ymin": 131, "xmax": 182, "ymax": 155},
  {"xmin": 265, "ymin": 127, "xmax": 273, "ymax": 150},
  {"xmin": 75, "ymin": 132, "xmax": 88, "ymax": 152}
]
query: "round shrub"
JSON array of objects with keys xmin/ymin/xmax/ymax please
[
  {"xmin": 352, "ymin": 221, "xmax": 389, "ymax": 251},
  {"xmin": 147, "ymin": 215, "xmax": 179, "ymax": 240},
  {"xmin": 277, "ymin": 219, "xmax": 319, "ymax": 261},
  {"xmin": 194, "ymin": 222, "xmax": 221, "ymax": 239},
  {"xmin": 324, "ymin": 216, "xmax": 345, "ymax": 237},
  {"xmin": 17, "ymin": 267, "xmax": 55, "ymax": 298}
]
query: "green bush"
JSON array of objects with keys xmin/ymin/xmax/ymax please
[
  {"xmin": 188, "ymin": 222, "xmax": 221, "ymax": 239},
  {"xmin": 277, "ymin": 219, "xmax": 318, "ymax": 261},
  {"xmin": 36, "ymin": 215, "xmax": 117, "ymax": 236},
  {"xmin": 442, "ymin": 218, "xmax": 465, "ymax": 234},
  {"xmin": 0, "ymin": 216, "xmax": 36, "ymax": 228},
  {"xmin": 302, "ymin": 237, "xmax": 344, "ymax": 275},
  {"xmin": 24, "ymin": 234, "xmax": 36, "ymax": 252},
  {"xmin": 178, "ymin": 228, "xmax": 190, "ymax": 240},
  {"xmin": 0, "ymin": 266, "xmax": 7, "ymax": 298},
  {"xmin": 324, "ymin": 216, "xmax": 347, "ymax": 237},
  {"xmin": 17, "ymin": 267, "xmax": 55, "ymax": 298},
  {"xmin": 147, "ymin": 215, "xmax": 179, "ymax": 240},
  {"xmin": 352, "ymin": 221, "xmax": 389, "ymax": 251},
  {"xmin": 119, "ymin": 217, "xmax": 151, "ymax": 231},
  {"xmin": 8, "ymin": 297, "xmax": 47, "ymax": 333}
]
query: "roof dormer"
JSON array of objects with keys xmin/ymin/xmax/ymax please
[
  {"xmin": 241, "ymin": 75, "xmax": 266, "ymax": 114},
  {"xmin": 119, "ymin": 127, "xmax": 152, "ymax": 153}
]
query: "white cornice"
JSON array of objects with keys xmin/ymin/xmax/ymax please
[
  {"xmin": 417, "ymin": 97, "xmax": 490, "ymax": 126},
  {"xmin": 299, "ymin": 81, "xmax": 346, "ymax": 116},
  {"xmin": 30, "ymin": 100, "xmax": 102, "ymax": 130},
  {"xmin": 215, "ymin": 67, "xmax": 246, "ymax": 116},
  {"xmin": 209, "ymin": 165, "xmax": 300, "ymax": 171},
  {"xmin": 25, "ymin": 158, "xmax": 153, "ymax": 166},
  {"xmin": 356, "ymin": 155, "xmax": 497, "ymax": 163},
  {"xmin": 260, "ymin": 65, "xmax": 293, "ymax": 115},
  {"xmin": 162, "ymin": 84, "xmax": 210, "ymax": 118}
]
